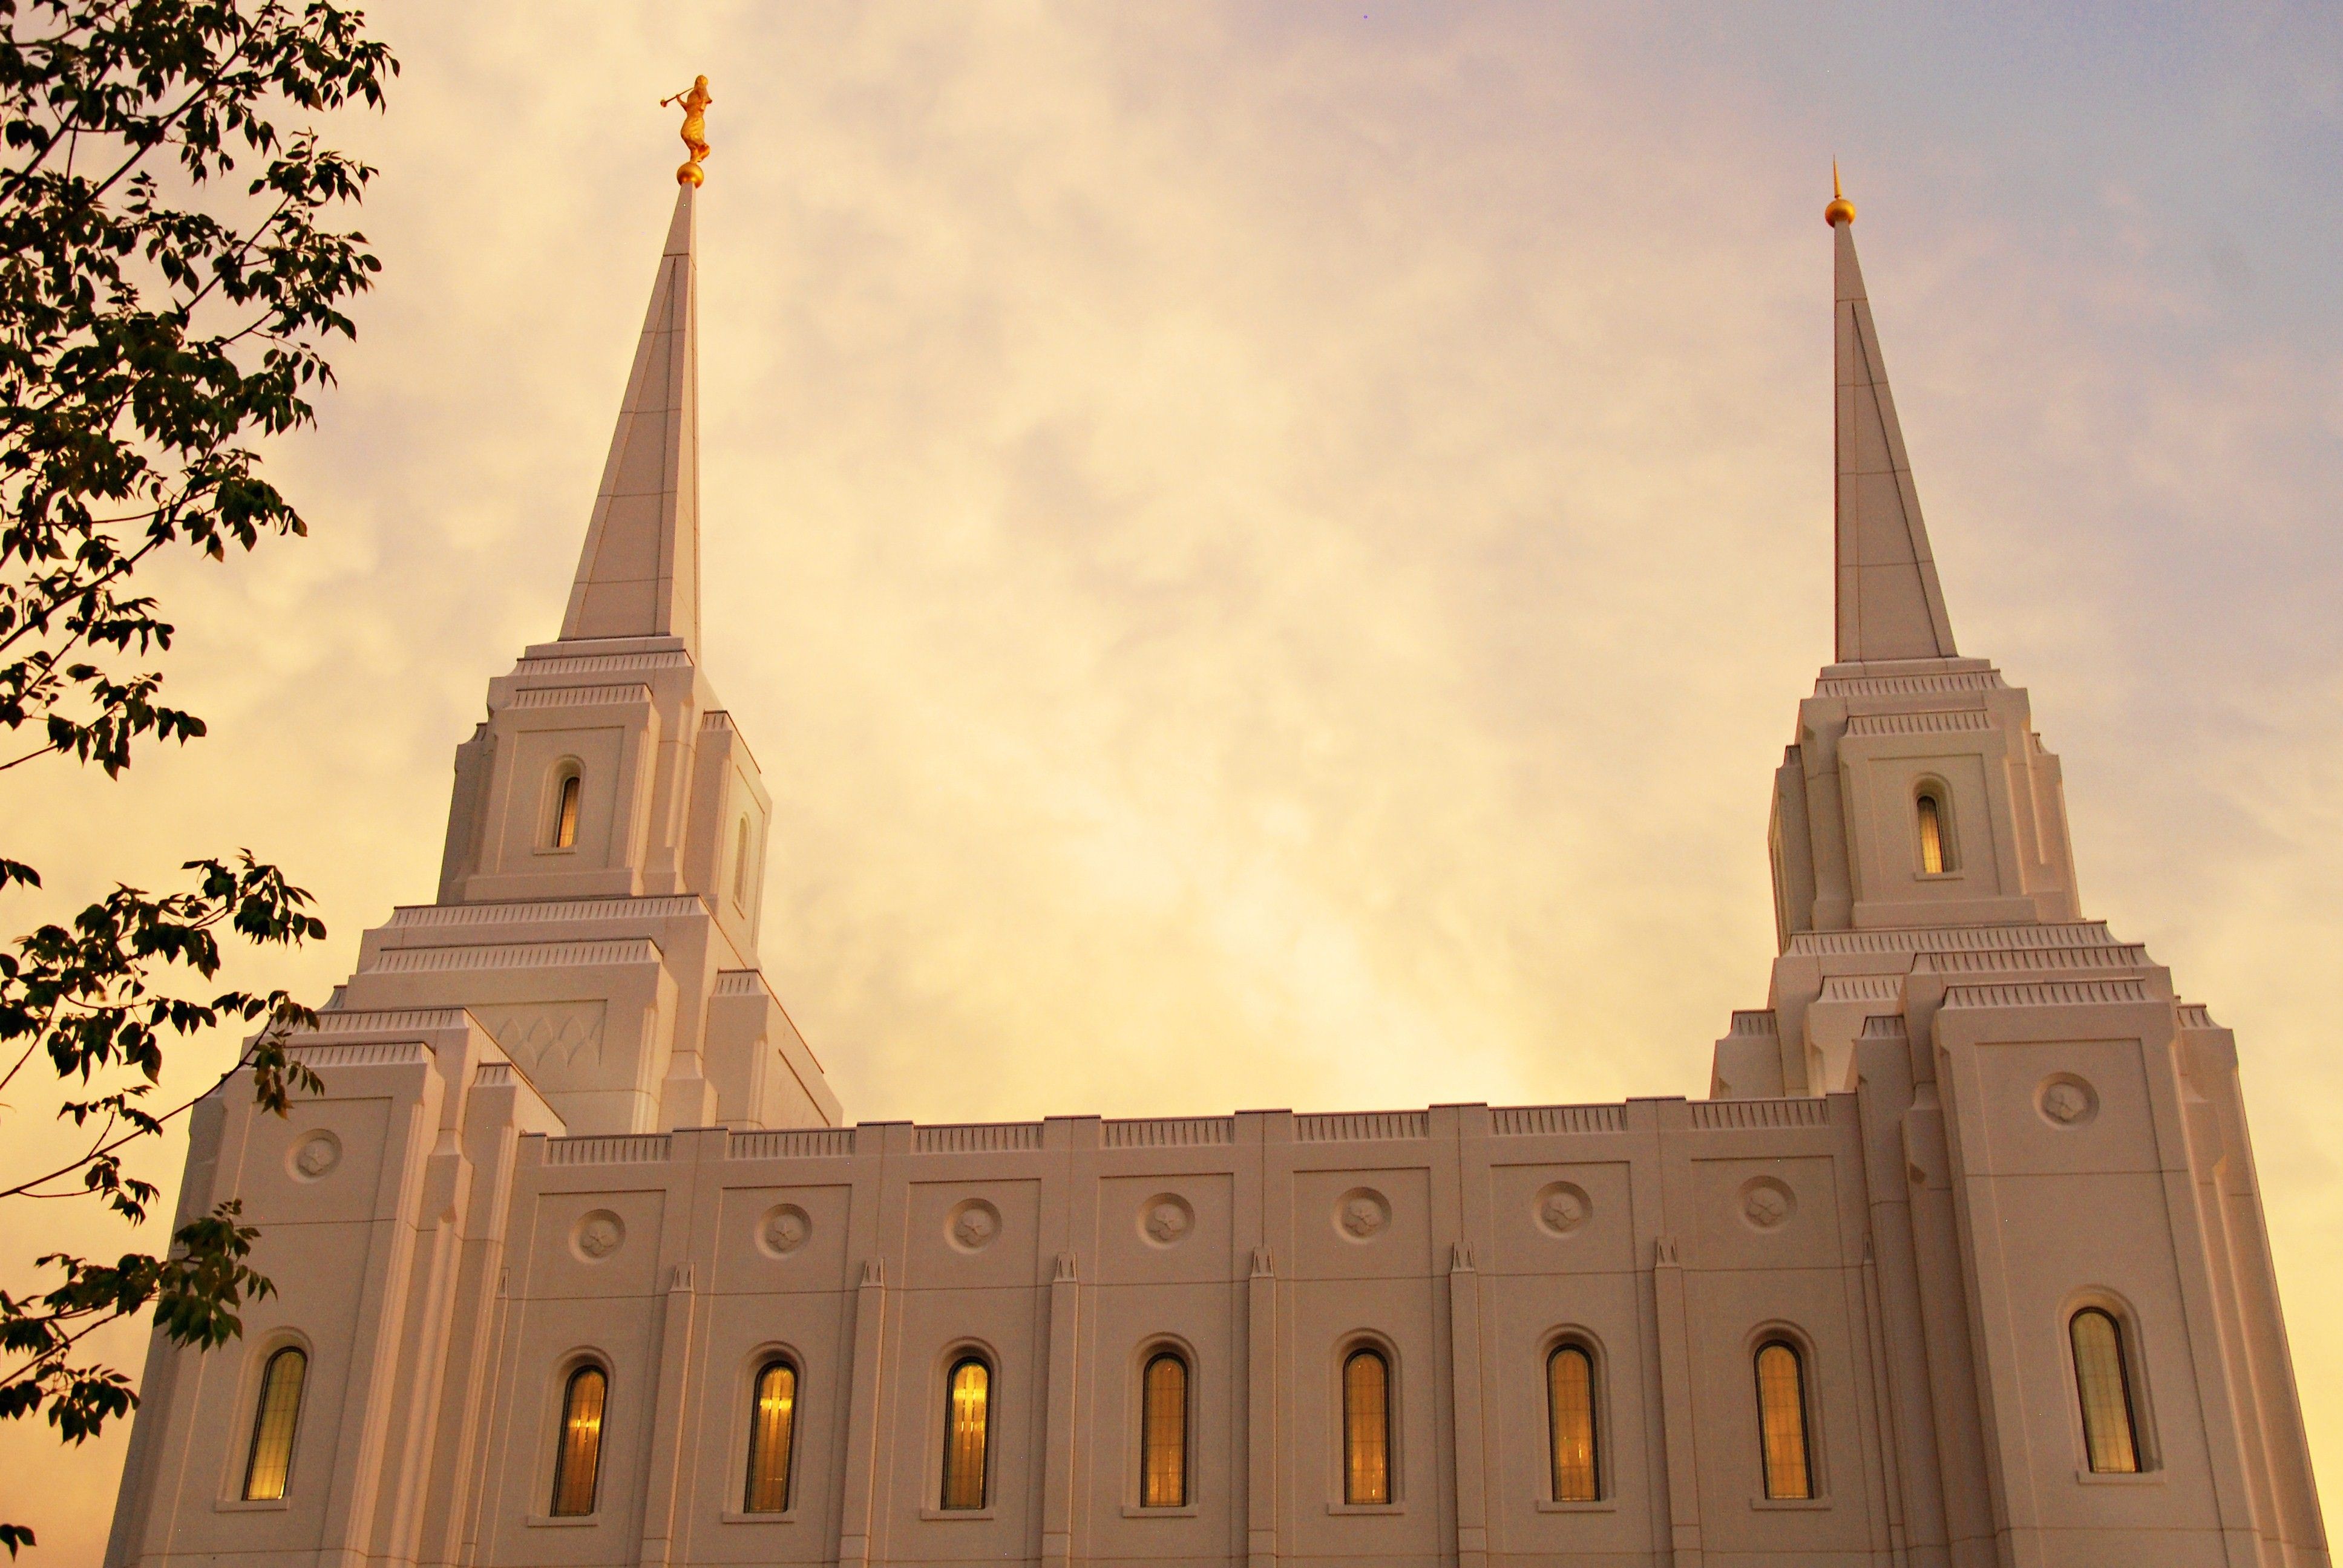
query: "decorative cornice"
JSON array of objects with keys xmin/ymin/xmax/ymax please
[
  {"xmin": 362, "ymin": 938, "xmax": 662, "ymax": 974},
  {"xmin": 286, "ymin": 1040, "xmax": 428, "ymax": 1068},
  {"xmin": 1786, "ymin": 921, "xmax": 2114, "ymax": 958},
  {"xmin": 1942, "ymin": 978, "xmax": 2153, "ymax": 1009},
  {"xmin": 729, "ymin": 1128, "xmax": 853, "ymax": 1160},
  {"xmin": 713, "ymin": 968, "xmax": 774, "ymax": 999},
  {"xmin": 1101, "ymin": 1116, "xmax": 1236, "ymax": 1148},
  {"xmin": 505, "ymin": 682, "xmax": 653, "ymax": 710},
  {"xmin": 1814, "ymin": 668, "xmax": 2005, "ymax": 698},
  {"xmin": 1490, "ymin": 1104, "xmax": 1628, "ymax": 1135},
  {"xmin": 387, "ymin": 897, "xmax": 704, "ymax": 929},
  {"xmin": 510, "ymin": 650, "xmax": 692, "ymax": 678},
  {"xmin": 1916, "ymin": 944, "xmax": 2148, "ymax": 975},
  {"xmin": 1844, "ymin": 707, "xmax": 1994, "ymax": 737},
  {"xmin": 1819, "ymin": 975, "xmax": 1902, "ymax": 1003},
  {"xmin": 1297, "ymin": 1111, "xmax": 1430, "ymax": 1142},
  {"xmin": 914, "ymin": 1122, "xmax": 1044, "ymax": 1154},
  {"xmin": 1691, "ymin": 1097, "xmax": 1831, "ymax": 1129},
  {"xmin": 545, "ymin": 1134, "xmax": 672, "ymax": 1166},
  {"xmin": 304, "ymin": 1008, "xmax": 468, "ymax": 1034}
]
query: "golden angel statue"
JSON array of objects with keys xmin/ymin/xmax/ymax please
[{"xmin": 662, "ymin": 75, "xmax": 712, "ymax": 186}]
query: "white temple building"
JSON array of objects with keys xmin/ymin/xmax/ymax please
[{"xmin": 100, "ymin": 164, "xmax": 2329, "ymax": 1568}]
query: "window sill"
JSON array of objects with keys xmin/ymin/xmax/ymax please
[
  {"xmin": 919, "ymin": 1507, "xmax": 995, "ymax": 1521},
  {"xmin": 1749, "ymin": 1495, "xmax": 1830, "ymax": 1511},
  {"xmin": 1535, "ymin": 1499, "xmax": 1616, "ymax": 1513},
  {"xmin": 532, "ymin": 847, "xmax": 580, "ymax": 858},
  {"xmin": 719, "ymin": 1509, "xmax": 798, "ymax": 1523},
  {"xmin": 2075, "ymin": 1468, "xmax": 2163, "ymax": 1486},
  {"xmin": 1121, "ymin": 1504, "xmax": 1198, "ymax": 1518},
  {"xmin": 1913, "ymin": 871, "xmax": 1964, "ymax": 882},
  {"xmin": 1325, "ymin": 1501, "xmax": 1406, "ymax": 1515},
  {"xmin": 524, "ymin": 1514, "xmax": 600, "ymax": 1528},
  {"xmin": 214, "ymin": 1497, "xmax": 289, "ymax": 1514}
]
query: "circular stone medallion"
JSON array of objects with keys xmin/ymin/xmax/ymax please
[
  {"xmin": 947, "ymin": 1198, "xmax": 1002, "ymax": 1253},
  {"xmin": 1738, "ymin": 1176, "xmax": 1795, "ymax": 1232},
  {"xmin": 759, "ymin": 1203, "xmax": 812, "ymax": 1258},
  {"xmin": 1533, "ymin": 1180, "xmax": 1591, "ymax": 1237},
  {"xmin": 1141, "ymin": 1194, "xmax": 1194, "ymax": 1247},
  {"xmin": 573, "ymin": 1209, "xmax": 625, "ymax": 1261},
  {"xmin": 2038, "ymin": 1074, "xmax": 2100, "ymax": 1128},
  {"xmin": 287, "ymin": 1131, "xmax": 341, "ymax": 1181},
  {"xmin": 1335, "ymin": 1187, "xmax": 1391, "ymax": 1242}
]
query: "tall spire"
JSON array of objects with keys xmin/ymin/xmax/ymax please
[
  {"xmin": 559, "ymin": 180, "xmax": 702, "ymax": 651},
  {"xmin": 1829, "ymin": 176, "xmax": 1958, "ymax": 663}
]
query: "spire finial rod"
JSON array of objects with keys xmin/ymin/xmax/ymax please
[
  {"xmin": 662, "ymin": 75, "xmax": 712, "ymax": 186},
  {"xmin": 1825, "ymin": 160, "xmax": 1856, "ymax": 228}
]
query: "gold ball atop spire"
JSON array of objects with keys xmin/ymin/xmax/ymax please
[
  {"xmin": 663, "ymin": 74, "xmax": 712, "ymax": 186},
  {"xmin": 1824, "ymin": 160, "xmax": 1855, "ymax": 227}
]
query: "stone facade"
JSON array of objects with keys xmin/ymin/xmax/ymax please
[{"xmin": 101, "ymin": 185, "xmax": 2328, "ymax": 1568}]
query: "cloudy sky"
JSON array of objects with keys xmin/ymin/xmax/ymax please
[{"xmin": 7, "ymin": 2, "xmax": 2343, "ymax": 1556}]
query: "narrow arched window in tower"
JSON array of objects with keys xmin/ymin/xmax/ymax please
[
  {"xmin": 2070, "ymin": 1308, "xmax": 2141, "ymax": 1474},
  {"xmin": 241, "ymin": 1346, "xmax": 307, "ymax": 1501},
  {"xmin": 1547, "ymin": 1344, "xmax": 1599, "ymax": 1502},
  {"xmin": 1139, "ymin": 1351, "xmax": 1188, "ymax": 1508},
  {"xmin": 1916, "ymin": 788, "xmax": 1949, "ymax": 874},
  {"xmin": 732, "ymin": 817, "xmax": 752, "ymax": 910},
  {"xmin": 554, "ymin": 769, "xmax": 582, "ymax": 849},
  {"xmin": 549, "ymin": 1365, "xmax": 608, "ymax": 1517},
  {"xmin": 1754, "ymin": 1341, "xmax": 1812, "ymax": 1499},
  {"xmin": 743, "ymin": 1359, "xmax": 798, "ymax": 1512},
  {"xmin": 941, "ymin": 1357, "xmax": 991, "ymax": 1510},
  {"xmin": 1342, "ymin": 1347, "xmax": 1392, "ymax": 1505}
]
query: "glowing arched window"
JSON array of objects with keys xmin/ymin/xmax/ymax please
[
  {"xmin": 553, "ymin": 769, "xmax": 582, "ymax": 850},
  {"xmin": 1547, "ymin": 1344, "xmax": 1599, "ymax": 1503},
  {"xmin": 1139, "ymin": 1351, "xmax": 1188, "ymax": 1508},
  {"xmin": 743, "ymin": 1359, "xmax": 798, "ymax": 1512},
  {"xmin": 241, "ymin": 1346, "xmax": 307, "ymax": 1501},
  {"xmin": 2070, "ymin": 1308, "xmax": 2141, "ymax": 1474},
  {"xmin": 1916, "ymin": 788, "xmax": 1950, "ymax": 874},
  {"xmin": 732, "ymin": 817, "xmax": 752, "ymax": 910},
  {"xmin": 549, "ymin": 1365, "xmax": 608, "ymax": 1517},
  {"xmin": 1754, "ymin": 1341, "xmax": 1812, "ymax": 1500},
  {"xmin": 941, "ymin": 1357, "xmax": 991, "ymax": 1510},
  {"xmin": 1342, "ymin": 1348, "xmax": 1391, "ymax": 1505}
]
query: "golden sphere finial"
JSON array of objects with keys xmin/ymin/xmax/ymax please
[
  {"xmin": 1824, "ymin": 160, "xmax": 1856, "ymax": 227},
  {"xmin": 663, "ymin": 74, "xmax": 712, "ymax": 186}
]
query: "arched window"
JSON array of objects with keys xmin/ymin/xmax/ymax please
[
  {"xmin": 1916, "ymin": 787, "xmax": 1950, "ymax": 874},
  {"xmin": 2070, "ymin": 1308, "xmax": 2141, "ymax": 1474},
  {"xmin": 1139, "ymin": 1351, "xmax": 1188, "ymax": 1508},
  {"xmin": 552, "ymin": 768, "xmax": 582, "ymax": 850},
  {"xmin": 743, "ymin": 1359, "xmax": 798, "ymax": 1512},
  {"xmin": 1547, "ymin": 1344, "xmax": 1599, "ymax": 1503},
  {"xmin": 1342, "ymin": 1348, "xmax": 1392, "ymax": 1505},
  {"xmin": 549, "ymin": 1365, "xmax": 608, "ymax": 1517},
  {"xmin": 941, "ymin": 1357, "xmax": 991, "ymax": 1510},
  {"xmin": 240, "ymin": 1346, "xmax": 307, "ymax": 1501},
  {"xmin": 1754, "ymin": 1341, "xmax": 1812, "ymax": 1500},
  {"xmin": 732, "ymin": 817, "xmax": 752, "ymax": 910}
]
